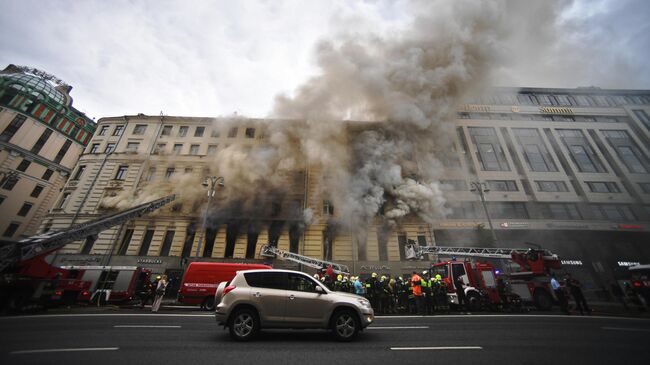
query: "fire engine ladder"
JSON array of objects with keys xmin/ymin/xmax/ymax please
[
  {"xmin": 0, "ymin": 195, "xmax": 176, "ymax": 272},
  {"xmin": 404, "ymin": 244, "xmax": 558, "ymax": 261},
  {"xmin": 260, "ymin": 245, "xmax": 350, "ymax": 275}
]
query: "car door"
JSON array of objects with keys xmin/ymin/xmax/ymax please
[
  {"xmin": 244, "ymin": 271, "xmax": 287, "ymax": 325},
  {"xmin": 285, "ymin": 272, "xmax": 330, "ymax": 327}
]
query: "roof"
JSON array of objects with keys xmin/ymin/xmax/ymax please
[{"xmin": 0, "ymin": 72, "xmax": 67, "ymax": 105}]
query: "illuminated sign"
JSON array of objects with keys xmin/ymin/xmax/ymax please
[
  {"xmin": 500, "ymin": 222, "xmax": 529, "ymax": 228},
  {"xmin": 137, "ymin": 258, "xmax": 163, "ymax": 265},
  {"xmin": 561, "ymin": 260, "xmax": 583, "ymax": 266},
  {"xmin": 618, "ymin": 261, "xmax": 640, "ymax": 267}
]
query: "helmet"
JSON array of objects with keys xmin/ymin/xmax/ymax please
[
  {"xmin": 398, "ymin": 276, "xmax": 403, "ymax": 281},
  {"xmin": 435, "ymin": 274, "xmax": 442, "ymax": 280},
  {"xmin": 320, "ymin": 276, "xmax": 325, "ymax": 282},
  {"xmin": 371, "ymin": 272, "xmax": 377, "ymax": 278},
  {"xmin": 343, "ymin": 277, "xmax": 348, "ymax": 282},
  {"xmin": 423, "ymin": 270, "xmax": 429, "ymax": 275},
  {"xmin": 381, "ymin": 275, "xmax": 386, "ymax": 281},
  {"xmin": 156, "ymin": 275, "xmax": 162, "ymax": 280},
  {"xmin": 313, "ymin": 274, "xmax": 319, "ymax": 279},
  {"xmin": 337, "ymin": 274, "xmax": 343, "ymax": 281}
]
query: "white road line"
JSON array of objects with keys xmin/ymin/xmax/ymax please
[
  {"xmin": 11, "ymin": 347, "xmax": 119, "ymax": 355},
  {"xmin": 0, "ymin": 313, "xmax": 213, "ymax": 320},
  {"xmin": 602, "ymin": 327, "xmax": 650, "ymax": 333},
  {"xmin": 378, "ymin": 314, "xmax": 650, "ymax": 321},
  {"xmin": 114, "ymin": 325, "xmax": 181, "ymax": 328},
  {"xmin": 390, "ymin": 346, "xmax": 483, "ymax": 351},
  {"xmin": 368, "ymin": 326, "xmax": 429, "ymax": 330}
]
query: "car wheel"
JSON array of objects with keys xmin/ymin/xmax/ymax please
[
  {"xmin": 331, "ymin": 310, "xmax": 359, "ymax": 342},
  {"xmin": 534, "ymin": 289, "xmax": 553, "ymax": 311},
  {"xmin": 228, "ymin": 308, "xmax": 259, "ymax": 341},
  {"xmin": 203, "ymin": 297, "xmax": 216, "ymax": 311}
]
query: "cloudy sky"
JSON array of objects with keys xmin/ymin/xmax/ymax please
[{"xmin": 1, "ymin": 0, "xmax": 648, "ymax": 121}]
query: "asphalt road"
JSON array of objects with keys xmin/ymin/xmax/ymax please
[{"xmin": 1, "ymin": 312, "xmax": 649, "ymax": 365}]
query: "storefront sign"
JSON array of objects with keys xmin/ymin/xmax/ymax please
[
  {"xmin": 137, "ymin": 258, "xmax": 163, "ymax": 265},
  {"xmin": 439, "ymin": 222, "xmax": 481, "ymax": 228},
  {"xmin": 546, "ymin": 223, "xmax": 589, "ymax": 229},
  {"xmin": 459, "ymin": 104, "xmax": 491, "ymax": 112},
  {"xmin": 617, "ymin": 224, "xmax": 643, "ymax": 230},
  {"xmin": 360, "ymin": 265, "xmax": 391, "ymax": 271},
  {"xmin": 618, "ymin": 261, "xmax": 640, "ymax": 267},
  {"xmin": 59, "ymin": 257, "xmax": 101, "ymax": 265},
  {"xmin": 500, "ymin": 222, "xmax": 529, "ymax": 228},
  {"xmin": 561, "ymin": 260, "xmax": 583, "ymax": 266},
  {"xmin": 539, "ymin": 106, "xmax": 574, "ymax": 114}
]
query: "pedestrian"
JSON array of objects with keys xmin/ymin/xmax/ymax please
[
  {"xmin": 411, "ymin": 271, "xmax": 424, "ymax": 315},
  {"xmin": 138, "ymin": 278, "xmax": 155, "ymax": 309},
  {"xmin": 565, "ymin": 275, "xmax": 590, "ymax": 315},
  {"xmin": 551, "ymin": 274, "xmax": 569, "ymax": 314},
  {"xmin": 610, "ymin": 282, "xmax": 628, "ymax": 311},
  {"xmin": 151, "ymin": 274, "xmax": 168, "ymax": 312},
  {"xmin": 354, "ymin": 276, "xmax": 365, "ymax": 296},
  {"xmin": 454, "ymin": 276, "xmax": 466, "ymax": 312}
]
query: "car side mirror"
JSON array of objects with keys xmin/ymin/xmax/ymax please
[{"xmin": 315, "ymin": 286, "xmax": 326, "ymax": 294}]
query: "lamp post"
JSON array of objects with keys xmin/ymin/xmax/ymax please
[
  {"xmin": 195, "ymin": 176, "xmax": 224, "ymax": 258},
  {"xmin": 470, "ymin": 180, "xmax": 498, "ymax": 245}
]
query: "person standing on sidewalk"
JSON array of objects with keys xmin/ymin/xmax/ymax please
[
  {"xmin": 151, "ymin": 275, "xmax": 168, "ymax": 312},
  {"xmin": 551, "ymin": 275, "xmax": 569, "ymax": 314},
  {"xmin": 410, "ymin": 271, "xmax": 424, "ymax": 315},
  {"xmin": 566, "ymin": 274, "xmax": 590, "ymax": 315}
]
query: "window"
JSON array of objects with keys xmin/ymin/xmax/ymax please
[
  {"xmin": 207, "ymin": 145, "xmax": 218, "ymax": 155},
  {"xmin": 161, "ymin": 125, "xmax": 172, "ymax": 136},
  {"xmin": 184, "ymin": 167, "xmax": 193, "ymax": 174},
  {"xmin": 487, "ymin": 202, "xmax": 529, "ymax": 219},
  {"xmin": 57, "ymin": 192, "xmax": 71, "ymax": 209},
  {"xmin": 173, "ymin": 144, "xmax": 182, "ymax": 154},
  {"xmin": 30, "ymin": 185, "xmax": 44, "ymax": 198},
  {"xmin": 42, "ymin": 169, "xmax": 53, "ymax": 181},
  {"xmin": 189, "ymin": 144, "xmax": 200, "ymax": 155},
  {"xmin": 323, "ymin": 200, "xmax": 334, "ymax": 215},
  {"xmin": 245, "ymin": 128, "xmax": 255, "ymax": 138},
  {"xmin": 601, "ymin": 130, "xmax": 648, "ymax": 173},
  {"xmin": 146, "ymin": 168, "xmax": 156, "ymax": 181},
  {"xmin": 228, "ymin": 127, "xmax": 238, "ymax": 138},
  {"xmin": 17, "ymin": 203, "xmax": 33, "ymax": 217},
  {"xmin": 639, "ymin": 183, "xmax": 650, "ymax": 194},
  {"xmin": 105, "ymin": 143, "xmax": 116, "ymax": 153},
  {"xmin": 194, "ymin": 126, "xmax": 205, "ymax": 137},
  {"xmin": 117, "ymin": 229, "xmax": 134, "ymax": 256},
  {"xmin": 165, "ymin": 167, "xmax": 175, "ymax": 180},
  {"xmin": 211, "ymin": 129, "xmax": 220, "ymax": 138},
  {"xmin": 53, "ymin": 140, "xmax": 72, "ymax": 163},
  {"xmin": 160, "ymin": 230, "xmax": 175, "ymax": 256},
  {"xmin": 440, "ymin": 180, "xmax": 467, "ymax": 191},
  {"xmin": 72, "ymin": 165, "xmax": 86, "ymax": 180},
  {"xmin": 469, "ymin": 127, "xmax": 510, "ymax": 171},
  {"xmin": 513, "ymin": 128, "xmax": 557, "ymax": 172},
  {"xmin": 3, "ymin": 222, "xmax": 19, "ymax": 237},
  {"xmin": 592, "ymin": 204, "xmax": 636, "ymax": 221},
  {"xmin": 90, "ymin": 143, "xmax": 100, "ymax": 154},
  {"xmin": 287, "ymin": 273, "xmax": 318, "ymax": 292},
  {"xmin": 16, "ymin": 159, "xmax": 31, "ymax": 172},
  {"xmin": 244, "ymin": 272, "xmax": 286, "ymax": 289},
  {"xmin": 115, "ymin": 165, "xmax": 128, "ymax": 180},
  {"xmin": 126, "ymin": 142, "xmax": 139, "ymax": 152},
  {"xmin": 31, "ymin": 128, "xmax": 52, "ymax": 154},
  {"xmin": 536, "ymin": 181, "xmax": 569, "ymax": 192},
  {"xmin": 98, "ymin": 125, "xmax": 109, "ymax": 136},
  {"xmin": 540, "ymin": 203, "xmax": 581, "ymax": 220},
  {"xmin": 487, "ymin": 180, "xmax": 518, "ymax": 191},
  {"xmin": 0, "ymin": 114, "xmax": 26, "ymax": 142},
  {"xmin": 138, "ymin": 229, "xmax": 155, "ymax": 256},
  {"xmin": 617, "ymin": 146, "xmax": 647, "ymax": 173},
  {"xmin": 178, "ymin": 126, "xmax": 188, "ymax": 137},
  {"xmin": 133, "ymin": 124, "xmax": 147, "ymax": 135},
  {"xmin": 587, "ymin": 181, "xmax": 621, "ymax": 193},
  {"xmin": 632, "ymin": 110, "xmax": 650, "ymax": 132},
  {"xmin": 2, "ymin": 175, "xmax": 19, "ymax": 190},
  {"xmin": 113, "ymin": 125, "xmax": 124, "ymax": 136},
  {"xmin": 154, "ymin": 143, "xmax": 166, "ymax": 154}
]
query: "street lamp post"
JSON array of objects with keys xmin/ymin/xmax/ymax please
[
  {"xmin": 195, "ymin": 176, "xmax": 224, "ymax": 258},
  {"xmin": 470, "ymin": 180, "xmax": 498, "ymax": 245}
]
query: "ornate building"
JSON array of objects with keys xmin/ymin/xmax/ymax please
[{"xmin": 0, "ymin": 64, "xmax": 95, "ymax": 239}]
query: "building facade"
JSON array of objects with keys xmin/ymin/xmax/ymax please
[
  {"xmin": 43, "ymin": 87, "xmax": 650, "ymax": 295},
  {"xmin": 0, "ymin": 64, "xmax": 95, "ymax": 239}
]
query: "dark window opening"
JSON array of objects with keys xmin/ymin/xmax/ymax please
[
  {"xmin": 204, "ymin": 227, "xmax": 218, "ymax": 258},
  {"xmin": 138, "ymin": 229, "xmax": 155, "ymax": 256},
  {"xmin": 0, "ymin": 114, "xmax": 26, "ymax": 142},
  {"xmin": 30, "ymin": 185, "xmax": 44, "ymax": 198},
  {"xmin": 181, "ymin": 223, "xmax": 196, "ymax": 258},
  {"xmin": 224, "ymin": 223, "xmax": 239, "ymax": 258},
  {"xmin": 53, "ymin": 140, "xmax": 72, "ymax": 163},
  {"xmin": 117, "ymin": 229, "xmax": 134, "ymax": 255},
  {"xmin": 2, "ymin": 222, "xmax": 19, "ymax": 238},
  {"xmin": 31, "ymin": 128, "xmax": 52, "ymax": 154},
  {"xmin": 80, "ymin": 235, "xmax": 97, "ymax": 254},
  {"xmin": 17, "ymin": 202, "xmax": 32, "ymax": 217},
  {"xmin": 16, "ymin": 159, "xmax": 31, "ymax": 172},
  {"xmin": 160, "ymin": 230, "xmax": 175, "ymax": 256}
]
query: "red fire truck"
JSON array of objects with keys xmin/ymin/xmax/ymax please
[
  {"xmin": 59, "ymin": 266, "xmax": 152, "ymax": 304},
  {"xmin": 407, "ymin": 243, "xmax": 562, "ymax": 310}
]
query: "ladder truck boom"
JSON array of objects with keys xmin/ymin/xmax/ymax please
[
  {"xmin": 260, "ymin": 245, "xmax": 350, "ymax": 275},
  {"xmin": 0, "ymin": 195, "xmax": 176, "ymax": 272},
  {"xmin": 405, "ymin": 244, "xmax": 558, "ymax": 261}
]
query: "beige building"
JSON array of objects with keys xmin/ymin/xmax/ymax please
[
  {"xmin": 43, "ymin": 87, "xmax": 650, "ymax": 292},
  {"xmin": 0, "ymin": 65, "xmax": 95, "ymax": 239}
]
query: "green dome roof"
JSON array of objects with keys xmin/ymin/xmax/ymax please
[{"xmin": 1, "ymin": 73, "xmax": 66, "ymax": 105}]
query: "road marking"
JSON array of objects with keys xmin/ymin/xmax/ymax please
[
  {"xmin": 602, "ymin": 327, "xmax": 650, "ymax": 333},
  {"xmin": 114, "ymin": 325, "xmax": 181, "ymax": 328},
  {"xmin": 368, "ymin": 326, "xmax": 429, "ymax": 330},
  {"xmin": 0, "ymin": 313, "xmax": 213, "ymax": 320},
  {"xmin": 11, "ymin": 347, "xmax": 119, "ymax": 355},
  {"xmin": 378, "ymin": 314, "xmax": 650, "ymax": 321},
  {"xmin": 390, "ymin": 346, "xmax": 483, "ymax": 351}
]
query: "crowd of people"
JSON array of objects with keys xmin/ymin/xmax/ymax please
[{"xmin": 314, "ymin": 268, "xmax": 452, "ymax": 315}]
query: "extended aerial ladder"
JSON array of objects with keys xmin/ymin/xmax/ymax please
[
  {"xmin": 0, "ymin": 194, "xmax": 176, "ymax": 273},
  {"xmin": 260, "ymin": 245, "xmax": 350, "ymax": 274}
]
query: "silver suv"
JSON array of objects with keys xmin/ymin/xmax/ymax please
[{"xmin": 214, "ymin": 269, "xmax": 374, "ymax": 341}]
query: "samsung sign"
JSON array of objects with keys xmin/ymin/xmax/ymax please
[{"xmin": 618, "ymin": 261, "xmax": 640, "ymax": 267}]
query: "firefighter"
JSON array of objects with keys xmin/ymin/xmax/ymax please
[
  {"xmin": 366, "ymin": 273, "xmax": 377, "ymax": 310},
  {"xmin": 434, "ymin": 274, "xmax": 449, "ymax": 313},
  {"xmin": 334, "ymin": 274, "xmax": 343, "ymax": 291},
  {"xmin": 565, "ymin": 274, "xmax": 590, "ymax": 315},
  {"xmin": 411, "ymin": 271, "xmax": 424, "ymax": 315},
  {"xmin": 551, "ymin": 274, "xmax": 569, "ymax": 314},
  {"xmin": 454, "ymin": 275, "xmax": 467, "ymax": 312},
  {"xmin": 422, "ymin": 271, "xmax": 433, "ymax": 315},
  {"xmin": 388, "ymin": 276, "xmax": 396, "ymax": 314},
  {"xmin": 397, "ymin": 277, "xmax": 409, "ymax": 313}
]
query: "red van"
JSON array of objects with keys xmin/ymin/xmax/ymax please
[{"xmin": 178, "ymin": 262, "xmax": 272, "ymax": 310}]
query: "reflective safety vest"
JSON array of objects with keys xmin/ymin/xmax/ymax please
[{"xmin": 411, "ymin": 274, "xmax": 423, "ymax": 296}]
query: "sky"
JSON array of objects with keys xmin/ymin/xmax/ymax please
[{"xmin": 0, "ymin": 0, "xmax": 649, "ymax": 121}]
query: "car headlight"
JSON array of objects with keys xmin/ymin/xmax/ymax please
[{"xmin": 358, "ymin": 298, "xmax": 371, "ymax": 308}]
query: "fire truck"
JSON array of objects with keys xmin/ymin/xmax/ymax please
[
  {"xmin": 406, "ymin": 242, "xmax": 562, "ymax": 310},
  {"xmin": 0, "ymin": 195, "xmax": 175, "ymax": 311},
  {"xmin": 58, "ymin": 265, "xmax": 153, "ymax": 304}
]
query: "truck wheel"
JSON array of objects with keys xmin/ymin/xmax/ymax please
[
  {"xmin": 228, "ymin": 308, "xmax": 259, "ymax": 341},
  {"xmin": 534, "ymin": 290, "xmax": 553, "ymax": 311},
  {"xmin": 203, "ymin": 296, "xmax": 216, "ymax": 311},
  {"xmin": 466, "ymin": 291, "xmax": 482, "ymax": 312},
  {"xmin": 331, "ymin": 310, "xmax": 360, "ymax": 342}
]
